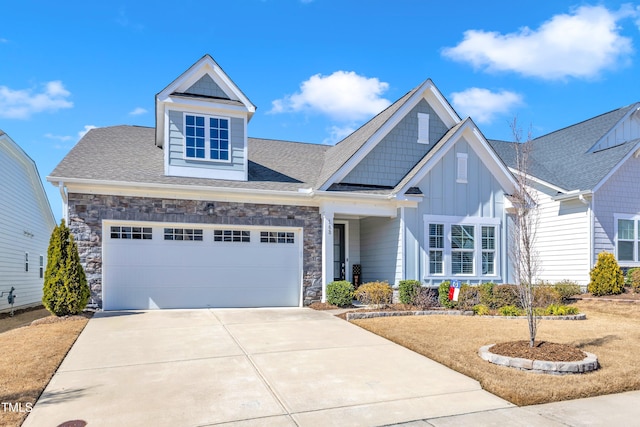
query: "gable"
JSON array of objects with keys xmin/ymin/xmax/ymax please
[
  {"xmin": 184, "ymin": 74, "xmax": 229, "ymax": 99},
  {"xmin": 589, "ymin": 105, "xmax": 640, "ymax": 153},
  {"xmin": 417, "ymin": 136, "xmax": 505, "ymax": 218},
  {"xmin": 341, "ymin": 99, "xmax": 449, "ymax": 187}
]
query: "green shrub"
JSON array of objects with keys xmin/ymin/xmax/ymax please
[
  {"xmin": 544, "ymin": 304, "xmax": 579, "ymax": 316},
  {"xmin": 493, "ymin": 285, "xmax": 521, "ymax": 308},
  {"xmin": 43, "ymin": 219, "xmax": 90, "ymax": 316},
  {"xmin": 478, "ymin": 282, "xmax": 496, "ymax": 307},
  {"xmin": 498, "ymin": 305, "xmax": 523, "ymax": 316},
  {"xmin": 473, "ymin": 304, "xmax": 490, "ymax": 316},
  {"xmin": 398, "ymin": 280, "xmax": 422, "ymax": 304},
  {"xmin": 326, "ymin": 281, "xmax": 354, "ymax": 307},
  {"xmin": 354, "ymin": 281, "xmax": 392, "ymax": 307},
  {"xmin": 438, "ymin": 281, "xmax": 455, "ymax": 308},
  {"xmin": 588, "ymin": 252, "xmax": 624, "ymax": 296},
  {"xmin": 554, "ymin": 280, "xmax": 582, "ymax": 302},
  {"xmin": 533, "ymin": 285, "xmax": 561, "ymax": 307}
]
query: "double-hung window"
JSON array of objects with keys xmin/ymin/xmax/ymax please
[
  {"xmin": 616, "ymin": 215, "xmax": 640, "ymax": 263},
  {"xmin": 425, "ymin": 216, "xmax": 500, "ymax": 278},
  {"xmin": 184, "ymin": 114, "xmax": 230, "ymax": 161}
]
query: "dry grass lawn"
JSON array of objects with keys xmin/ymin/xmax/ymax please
[
  {"xmin": 352, "ymin": 300, "xmax": 640, "ymax": 406},
  {"xmin": 0, "ymin": 312, "xmax": 88, "ymax": 427}
]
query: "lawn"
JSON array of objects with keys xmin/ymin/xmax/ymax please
[
  {"xmin": 352, "ymin": 300, "xmax": 640, "ymax": 406},
  {"xmin": 0, "ymin": 308, "xmax": 89, "ymax": 427}
]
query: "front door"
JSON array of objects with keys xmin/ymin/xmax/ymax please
[{"xmin": 333, "ymin": 224, "xmax": 345, "ymax": 281}]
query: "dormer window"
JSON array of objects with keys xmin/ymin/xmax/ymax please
[{"xmin": 184, "ymin": 113, "xmax": 230, "ymax": 162}]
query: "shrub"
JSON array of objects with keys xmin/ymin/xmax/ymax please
[
  {"xmin": 457, "ymin": 285, "xmax": 479, "ymax": 310},
  {"xmin": 498, "ymin": 305, "xmax": 523, "ymax": 316},
  {"xmin": 588, "ymin": 252, "xmax": 624, "ymax": 296},
  {"xmin": 473, "ymin": 304, "xmax": 490, "ymax": 316},
  {"xmin": 631, "ymin": 269, "xmax": 640, "ymax": 293},
  {"xmin": 354, "ymin": 281, "xmax": 392, "ymax": 307},
  {"xmin": 414, "ymin": 288, "xmax": 438, "ymax": 310},
  {"xmin": 438, "ymin": 281, "xmax": 455, "ymax": 308},
  {"xmin": 554, "ymin": 280, "xmax": 582, "ymax": 302},
  {"xmin": 398, "ymin": 280, "xmax": 422, "ymax": 304},
  {"xmin": 533, "ymin": 285, "xmax": 561, "ymax": 307},
  {"xmin": 326, "ymin": 281, "xmax": 354, "ymax": 307},
  {"xmin": 545, "ymin": 304, "xmax": 579, "ymax": 316},
  {"xmin": 478, "ymin": 282, "xmax": 496, "ymax": 307},
  {"xmin": 43, "ymin": 219, "xmax": 90, "ymax": 316},
  {"xmin": 493, "ymin": 285, "xmax": 521, "ymax": 308}
]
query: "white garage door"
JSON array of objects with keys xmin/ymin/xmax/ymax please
[{"xmin": 102, "ymin": 222, "xmax": 302, "ymax": 310}]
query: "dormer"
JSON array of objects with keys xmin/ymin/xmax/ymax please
[{"xmin": 155, "ymin": 55, "xmax": 256, "ymax": 181}]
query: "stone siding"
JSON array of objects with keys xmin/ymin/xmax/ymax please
[{"xmin": 67, "ymin": 193, "xmax": 323, "ymax": 308}]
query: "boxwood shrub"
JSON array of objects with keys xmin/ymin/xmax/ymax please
[
  {"xmin": 589, "ymin": 252, "xmax": 624, "ymax": 296},
  {"xmin": 326, "ymin": 280, "xmax": 354, "ymax": 307},
  {"xmin": 398, "ymin": 280, "xmax": 422, "ymax": 304}
]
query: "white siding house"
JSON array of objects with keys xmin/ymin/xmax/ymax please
[{"xmin": 0, "ymin": 130, "xmax": 56, "ymax": 312}]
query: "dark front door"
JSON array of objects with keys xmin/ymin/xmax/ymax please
[{"xmin": 333, "ymin": 224, "xmax": 345, "ymax": 281}]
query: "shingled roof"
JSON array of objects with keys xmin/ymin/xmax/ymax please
[
  {"xmin": 50, "ymin": 125, "xmax": 329, "ymax": 192},
  {"xmin": 490, "ymin": 103, "xmax": 640, "ymax": 192}
]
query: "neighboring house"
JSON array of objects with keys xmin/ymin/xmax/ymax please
[
  {"xmin": 491, "ymin": 104, "xmax": 640, "ymax": 285},
  {"xmin": 0, "ymin": 130, "xmax": 56, "ymax": 312},
  {"xmin": 48, "ymin": 55, "xmax": 518, "ymax": 310}
]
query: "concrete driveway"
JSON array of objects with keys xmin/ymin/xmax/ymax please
[{"xmin": 23, "ymin": 308, "xmax": 511, "ymax": 426}]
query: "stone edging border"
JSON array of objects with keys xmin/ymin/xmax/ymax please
[
  {"xmin": 346, "ymin": 310, "xmax": 473, "ymax": 321},
  {"xmin": 478, "ymin": 344, "xmax": 599, "ymax": 375},
  {"xmin": 345, "ymin": 310, "xmax": 585, "ymax": 321}
]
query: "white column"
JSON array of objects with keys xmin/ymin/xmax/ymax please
[{"xmin": 321, "ymin": 209, "xmax": 334, "ymax": 302}]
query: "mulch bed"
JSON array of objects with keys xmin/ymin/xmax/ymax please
[
  {"xmin": 490, "ymin": 340, "xmax": 586, "ymax": 362},
  {"xmin": 0, "ymin": 304, "xmax": 45, "ymax": 320}
]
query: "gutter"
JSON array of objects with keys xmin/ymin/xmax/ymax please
[{"xmin": 551, "ymin": 190, "xmax": 593, "ymax": 202}]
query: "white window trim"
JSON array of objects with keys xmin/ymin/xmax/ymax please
[
  {"xmin": 614, "ymin": 214, "xmax": 640, "ymax": 266},
  {"xmin": 417, "ymin": 112, "xmax": 430, "ymax": 144},
  {"xmin": 183, "ymin": 112, "xmax": 232, "ymax": 164},
  {"xmin": 456, "ymin": 152, "xmax": 468, "ymax": 184},
  {"xmin": 424, "ymin": 215, "xmax": 501, "ymax": 280}
]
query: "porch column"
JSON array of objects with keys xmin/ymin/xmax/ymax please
[{"xmin": 321, "ymin": 209, "xmax": 334, "ymax": 302}]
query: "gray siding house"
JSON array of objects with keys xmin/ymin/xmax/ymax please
[{"xmin": 48, "ymin": 54, "xmax": 520, "ymax": 310}]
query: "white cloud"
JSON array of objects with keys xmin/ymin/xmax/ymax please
[
  {"xmin": 0, "ymin": 81, "xmax": 73, "ymax": 119},
  {"xmin": 270, "ymin": 71, "xmax": 391, "ymax": 121},
  {"xmin": 442, "ymin": 5, "xmax": 635, "ymax": 80},
  {"xmin": 322, "ymin": 125, "xmax": 356, "ymax": 145},
  {"xmin": 129, "ymin": 107, "xmax": 147, "ymax": 116},
  {"xmin": 451, "ymin": 88, "xmax": 523, "ymax": 124},
  {"xmin": 78, "ymin": 125, "xmax": 98, "ymax": 139}
]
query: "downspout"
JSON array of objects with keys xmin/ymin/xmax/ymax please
[
  {"xmin": 400, "ymin": 206, "xmax": 406, "ymax": 282},
  {"xmin": 58, "ymin": 182, "xmax": 68, "ymax": 223}
]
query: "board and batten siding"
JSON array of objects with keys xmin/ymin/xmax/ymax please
[
  {"xmin": 167, "ymin": 110, "xmax": 245, "ymax": 173},
  {"xmin": 593, "ymin": 154, "xmax": 640, "ymax": 267},
  {"xmin": 411, "ymin": 137, "xmax": 506, "ymax": 285},
  {"xmin": 359, "ymin": 215, "xmax": 401, "ymax": 285},
  {"xmin": 530, "ymin": 186, "xmax": 591, "ymax": 285},
  {"xmin": 0, "ymin": 135, "xmax": 55, "ymax": 312}
]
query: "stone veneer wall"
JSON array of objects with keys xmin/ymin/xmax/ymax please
[{"xmin": 67, "ymin": 193, "xmax": 323, "ymax": 308}]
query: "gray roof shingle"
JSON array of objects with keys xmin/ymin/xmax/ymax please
[
  {"xmin": 49, "ymin": 126, "xmax": 329, "ymax": 192},
  {"xmin": 489, "ymin": 104, "xmax": 640, "ymax": 191}
]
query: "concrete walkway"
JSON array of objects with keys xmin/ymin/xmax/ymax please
[{"xmin": 23, "ymin": 308, "xmax": 511, "ymax": 426}]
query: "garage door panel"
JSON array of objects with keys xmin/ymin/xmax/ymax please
[{"xmin": 103, "ymin": 224, "xmax": 302, "ymax": 310}]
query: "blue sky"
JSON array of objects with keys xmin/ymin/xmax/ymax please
[{"xmin": 2, "ymin": 1, "xmax": 640, "ymax": 220}]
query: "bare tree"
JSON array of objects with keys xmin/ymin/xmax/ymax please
[{"xmin": 508, "ymin": 119, "xmax": 540, "ymax": 347}]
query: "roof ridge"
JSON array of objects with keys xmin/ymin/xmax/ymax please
[{"xmin": 534, "ymin": 103, "xmax": 638, "ymax": 141}]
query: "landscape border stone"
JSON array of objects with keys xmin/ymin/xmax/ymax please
[
  {"xmin": 345, "ymin": 311, "xmax": 586, "ymax": 321},
  {"xmin": 478, "ymin": 344, "xmax": 599, "ymax": 375}
]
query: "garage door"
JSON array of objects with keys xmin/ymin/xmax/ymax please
[{"xmin": 102, "ymin": 222, "xmax": 302, "ymax": 310}]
